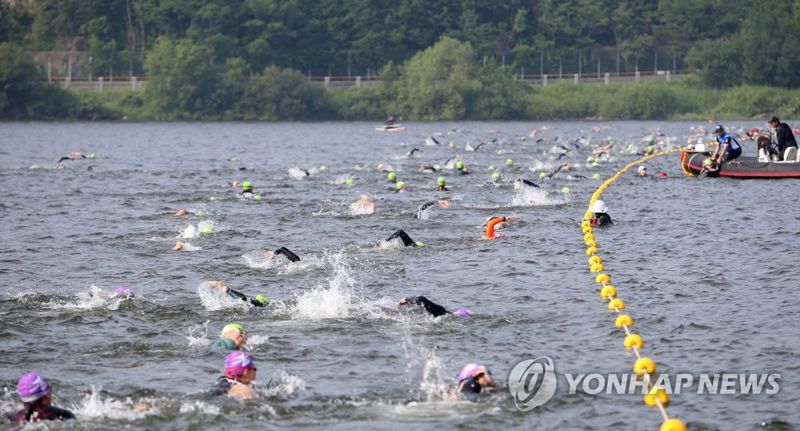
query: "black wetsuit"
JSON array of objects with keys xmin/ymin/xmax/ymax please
[
  {"xmin": 7, "ymin": 402, "xmax": 75, "ymax": 425},
  {"xmin": 458, "ymin": 377, "xmax": 492, "ymax": 402},
  {"xmin": 416, "ymin": 201, "xmax": 437, "ymax": 218},
  {"xmin": 435, "ymin": 185, "xmax": 448, "ymax": 191},
  {"xmin": 226, "ymin": 288, "xmax": 267, "ymax": 307},
  {"xmin": 403, "ymin": 296, "xmax": 449, "ymax": 317},
  {"xmin": 386, "ymin": 230, "xmax": 418, "ymax": 247},
  {"xmin": 274, "ymin": 247, "xmax": 301, "ymax": 262},
  {"xmin": 208, "ymin": 376, "xmax": 235, "ymax": 396},
  {"xmin": 517, "ymin": 179, "xmax": 540, "ymax": 188},
  {"xmin": 591, "ymin": 212, "xmax": 613, "ymax": 227}
]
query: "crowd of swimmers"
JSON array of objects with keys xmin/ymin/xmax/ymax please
[{"xmin": 25, "ymin": 122, "xmax": 777, "ymax": 426}]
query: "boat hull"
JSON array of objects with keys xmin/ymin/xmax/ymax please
[{"xmin": 680, "ymin": 151, "xmax": 800, "ymax": 178}]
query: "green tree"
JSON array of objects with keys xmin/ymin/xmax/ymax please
[
  {"xmin": 235, "ymin": 66, "xmax": 330, "ymax": 120},
  {"xmin": 143, "ymin": 37, "xmax": 236, "ymax": 119},
  {"xmin": 392, "ymin": 36, "xmax": 481, "ymax": 120},
  {"xmin": 0, "ymin": 43, "xmax": 74, "ymax": 119}
]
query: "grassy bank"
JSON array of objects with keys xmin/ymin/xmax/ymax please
[{"xmin": 67, "ymin": 78, "xmax": 800, "ymax": 122}]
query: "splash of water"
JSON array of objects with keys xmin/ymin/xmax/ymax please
[
  {"xmin": 510, "ymin": 187, "xmax": 568, "ymax": 206},
  {"xmin": 294, "ymin": 253, "xmax": 356, "ymax": 319},
  {"xmin": 73, "ymin": 386, "xmax": 161, "ymax": 420},
  {"xmin": 197, "ymin": 283, "xmax": 251, "ymax": 312},
  {"xmin": 401, "ymin": 329, "xmax": 449, "ymax": 401}
]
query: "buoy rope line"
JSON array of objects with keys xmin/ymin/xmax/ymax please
[
  {"xmin": 679, "ymin": 151, "xmax": 694, "ymax": 177},
  {"xmin": 582, "ymin": 149, "xmax": 687, "ymax": 431}
]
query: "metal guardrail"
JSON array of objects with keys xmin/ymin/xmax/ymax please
[{"xmin": 51, "ymin": 70, "xmax": 690, "ymax": 92}]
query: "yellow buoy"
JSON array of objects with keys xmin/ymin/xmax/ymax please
[
  {"xmin": 660, "ymin": 418, "xmax": 686, "ymax": 431},
  {"xmin": 588, "ymin": 256, "xmax": 602, "ymax": 266},
  {"xmin": 600, "ymin": 285, "xmax": 616, "ymax": 300},
  {"xmin": 595, "ymin": 273, "xmax": 611, "ymax": 284},
  {"xmin": 624, "ymin": 333, "xmax": 644, "ymax": 349},
  {"xmin": 615, "ymin": 314, "xmax": 634, "ymax": 328},
  {"xmin": 586, "ymin": 239, "xmax": 596, "ymax": 248},
  {"xmin": 633, "ymin": 357, "xmax": 656, "ymax": 376},
  {"xmin": 608, "ymin": 298, "xmax": 625, "ymax": 310},
  {"xmin": 590, "ymin": 263, "xmax": 604, "ymax": 273},
  {"xmin": 585, "ymin": 246, "xmax": 598, "ymax": 256},
  {"xmin": 644, "ymin": 386, "xmax": 669, "ymax": 406}
]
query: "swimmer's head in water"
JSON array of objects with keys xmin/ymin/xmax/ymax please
[
  {"xmin": 242, "ymin": 181, "xmax": 253, "ymax": 191},
  {"xmin": 453, "ymin": 308, "xmax": 471, "ymax": 318},
  {"xmin": 221, "ymin": 323, "xmax": 245, "ymax": 337},
  {"xmin": 396, "ymin": 181, "xmax": 406, "ymax": 190},
  {"xmin": 387, "ymin": 171, "xmax": 397, "ymax": 182},
  {"xmin": 538, "ymin": 171, "xmax": 547, "ymax": 179},
  {"xmin": 491, "ymin": 171, "xmax": 501, "ymax": 182},
  {"xmin": 592, "ymin": 173, "xmax": 601, "ymax": 180},
  {"xmin": 457, "ymin": 363, "xmax": 491, "ymax": 383},
  {"xmin": 448, "ymin": 141, "xmax": 455, "ymax": 148},
  {"xmin": 456, "ymin": 160, "xmax": 464, "ymax": 170},
  {"xmin": 173, "ymin": 241, "xmax": 184, "ymax": 251},
  {"xmin": 255, "ymin": 294, "xmax": 269, "ymax": 306},
  {"xmin": 703, "ymin": 158, "xmax": 714, "ymax": 167},
  {"xmin": 88, "ymin": 153, "xmax": 96, "ymax": 159},
  {"xmin": 17, "ymin": 372, "xmax": 51, "ymax": 402},
  {"xmin": 415, "ymin": 241, "xmax": 425, "ymax": 247},
  {"xmin": 437, "ymin": 176, "xmax": 446, "ymax": 186},
  {"xmin": 505, "ymin": 158, "xmax": 513, "ymax": 166},
  {"xmin": 344, "ymin": 177, "xmax": 354, "ymax": 186},
  {"xmin": 115, "ymin": 285, "xmax": 134, "ymax": 299},
  {"xmin": 224, "ymin": 351, "xmax": 255, "ymax": 379},
  {"xmin": 590, "ymin": 199, "xmax": 608, "ymax": 214}
]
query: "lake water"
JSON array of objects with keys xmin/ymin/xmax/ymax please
[{"xmin": 0, "ymin": 121, "xmax": 797, "ymax": 430}]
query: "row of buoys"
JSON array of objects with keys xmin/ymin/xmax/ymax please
[{"xmin": 582, "ymin": 150, "xmax": 686, "ymax": 431}]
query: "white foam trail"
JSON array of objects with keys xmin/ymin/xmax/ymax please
[
  {"xmin": 180, "ymin": 224, "xmax": 198, "ymax": 239},
  {"xmin": 186, "ymin": 321, "xmax": 211, "ymax": 347},
  {"xmin": 180, "ymin": 220, "xmax": 215, "ymax": 239},
  {"xmin": 402, "ymin": 330, "xmax": 449, "ymax": 401},
  {"xmin": 294, "ymin": 253, "xmax": 356, "ymax": 319},
  {"xmin": 44, "ymin": 285, "xmax": 125, "ymax": 311},
  {"xmin": 511, "ymin": 187, "xmax": 567, "ymax": 206},
  {"xmin": 288, "ymin": 167, "xmax": 308, "ymax": 179},
  {"xmin": 74, "ymin": 386, "xmax": 161, "ymax": 420},
  {"xmin": 197, "ymin": 283, "xmax": 250, "ymax": 311},
  {"xmin": 179, "ymin": 401, "xmax": 220, "ymax": 415},
  {"xmin": 246, "ymin": 334, "xmax": 270, "ymax": 347},
  {"xmin": 242, "ymin": 252, "xmax": 275, "ymax": 269},
  {"xmin": 262, "ymin": 371, "xmax": 306, "ymax": 397}
]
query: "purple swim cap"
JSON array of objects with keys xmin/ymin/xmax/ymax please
[
  {"xmin": 457, "ymin": 363, "xmax": 489, "ymax": 383},
  {"xmin": 115, "ymin": 285, "xmax": 134, "ymax": 299},
  {"xmin": 453, "ymin": 308, "xmax": 472, "ymax": 318},
  {"xmin": 17, "ymin": 372, "xmax": 51, "ymax": 402},
  {"xmin": 224, "ymin": 351, "xmax": 255, "ymax": 378}
]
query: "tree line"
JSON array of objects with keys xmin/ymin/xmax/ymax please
[{"xmin": 2, "ymin": 0, "xmax": 800, "ymax": 120}]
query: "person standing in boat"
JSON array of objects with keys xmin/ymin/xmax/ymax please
[
  {"xmin": 769, "ymin": 117, "xmax": 797, "ymax": 160},
  {"xmin": 710, "ymin": 125, "xmax": 742, "ymax": 165}
]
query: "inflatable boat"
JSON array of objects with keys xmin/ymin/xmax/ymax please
[{"xmin": 680, "ymin": 145, "xmax": 800, "ymax": 178}]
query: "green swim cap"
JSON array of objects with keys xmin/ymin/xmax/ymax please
[
  {"xmin": 221, "ymin": 323, "xmax": 245, "ymax": 336},
  {"xmin": 456, "ymin": 160, "xmax": 464, "ymax": 169},
  {"xmin": 437, "ymin": 176, "xmax": 446, "ymax": 185},
  {"xmin": 415, "ymin": 241, "xmax": 425, "ymax": 247},
  {"xmin": 242, "ymin": 181, "xmax": 252, "ymax": 190},
  {"xmin": 491, "ymin": 171, "xmax": 501, "ymax": 182},
  {"xmin": 253, "ymin": 194, "xmax": 263, "ymax": 201},
  {"xmin": 703, "ymin": 158, "xmax": 714, "ymax": 167},
  {"xmin": 387, "ymin": 171, "xmax": 397, "ymax": 182},
  {"xmin": 255, "ymin": 294, "xmax": 269, "ymax": 305},
  {"xmin": 449, "ymin": 141, "xmax": 455, "ymax": 148},
  {"xmin": 538, "ymin": 172, "xmax": 547, "ymax": 179},
  {"xmin": 506, "ymin": 158, "xmax": 513, "ymax": 166},
  {"xmin": 201, "ymin": 224, "xmax": 215, "ymax": 233},
  {"xmin": 592, "ymin": 173, "xmax": 601, "ymax": 180},
  {"xmin": 345, "ymin": 177, "xmax": 354, "ymax": 186},
  {"xmin": 561, "ymin": 186, "xmax": 570, "ymax": 194},
  {"xmin": 396, "ymin": 181, "xmax": 406, "ymax": 190},
  {"xmin": 88, "ymin": 153, "xmax": 96, "ymax": 159}
]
